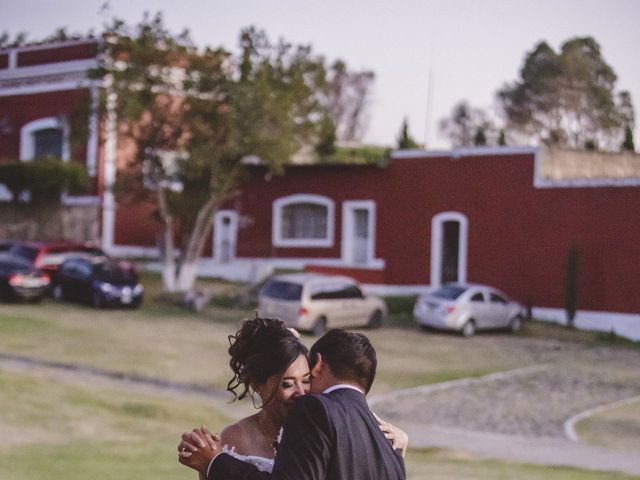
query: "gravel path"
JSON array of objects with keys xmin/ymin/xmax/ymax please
[{"xmin": 372, "ymin": 364, "xmax": 640, "ymax": 438}]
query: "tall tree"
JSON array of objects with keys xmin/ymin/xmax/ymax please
[
  {"xmin": 396, "ymin": 117, "xmax": 420, "ymax": 149},
  {"xmin": 439, "ymin": 100, "xmax": 495, "ymax": 148},
  {"xmin": 497, "ymin": 36, "xmax": 635, "ymax": 150},
  {"xmin": 324, "ymin": 60, "xmax": 375, "ymax": 142},
  {"xmin": 94, "ymin": 14, "xmax": 327, "ymax": 292}
]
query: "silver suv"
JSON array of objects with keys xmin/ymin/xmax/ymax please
[{"xmin": 258, "ymin": 273, "xmax": 387, "ymax": 335}]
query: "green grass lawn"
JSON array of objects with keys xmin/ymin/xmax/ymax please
[{"xmin": 1, "ymin": 274, "xmax": 639, "ymax": 479}]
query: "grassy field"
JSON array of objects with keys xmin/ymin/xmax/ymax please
[
  {"xmin": 575, "ymin": 398, "xmax": 640, "ymax": 453},
  {"xmin": 1, "ymin": 273, "xmax": 639, "ymax": 479}
]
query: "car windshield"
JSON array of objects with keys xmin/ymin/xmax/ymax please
[
  {"xmin": 432, "ymin": 285, "xmax": 468, "ymax": 300},
  {"xmin": 261, "ymin": 280, "xmax": 303, "ymax": 301},
  {"xmin": 95, "ymin": 262, "xmax": 137, "ymax": 283},
  {"xmin": 8, "ymin": 244, "xmax": 38, "ymax": 262}
]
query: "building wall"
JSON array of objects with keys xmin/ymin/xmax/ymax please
[
  {"xmin": 213, "ymin": 152, "xmax": 639, "ymax": 314},
  {"xmin": 0, "ymin": 89, "xmax": 90, "ymax": 164}
]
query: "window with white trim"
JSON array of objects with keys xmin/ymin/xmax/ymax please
[
  {"xmin": 273, "ymin": 194, "xmax": 334, "ymax": 247},
  {"xmin": 20, "ymin": 117, "xmax": 70, "ymax": 161}
]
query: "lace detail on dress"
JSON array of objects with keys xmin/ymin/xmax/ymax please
[{"xmin": 222, "ymin": 445, "xmax": 275, "ymax": 473}]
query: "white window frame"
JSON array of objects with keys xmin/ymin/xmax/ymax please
[
  {"xmin": 341, "ymin": 200, "xmax": 376, "ymax": 265},
  {"xmin": 273, "ymin": 194, "xmax": 335, "ymax": 248},
  {"xmin": 20, "ymin": 117, "xmax": 70, "ymax": 161},
  {"xmin": 431, "ymin": 211, "xmax": 468, "ymax": 287}
]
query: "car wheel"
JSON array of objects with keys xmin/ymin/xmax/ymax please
[
  {"xmin": 509, "ymin": 316, "xmax": 522, "ymax": 333},
  {"xmin": 368, "ymin": 310, "xmax": 383, "ymax": 329},
  {"xmin": 312, "ymin": 317, "xmax": 327, "ymax": 336},
  {"xmin": 52, "ymin": 284, "xmax": 64, "ymax": 301},
  {"xmin": 461, "ymin": 320, "xmax": 476, "ymax": 337},
  {"xmin": 92, "ymin": 292, "xmax": 103, "ymax": 309}
]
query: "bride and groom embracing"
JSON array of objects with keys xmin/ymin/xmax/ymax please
[{"xmin": 178, "ymin": 316, "xmax": 407, "ymax": 480}]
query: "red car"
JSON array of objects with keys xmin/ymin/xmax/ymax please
[{"xmin": 6, "ymin": 240, "xmax": 107, "ymax": 278}]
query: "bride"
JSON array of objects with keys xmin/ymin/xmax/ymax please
[{"xmin": 179, "ymin": 316, "xmax": 407, "ymax": 474}]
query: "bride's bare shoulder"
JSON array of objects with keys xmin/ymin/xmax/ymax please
[{"xmin": 220, "ymin": 415, "xmax": 258, "ymax": 454}]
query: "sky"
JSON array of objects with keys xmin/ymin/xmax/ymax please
[{"xmin": 2, "ymin": 0, "xmax": 639, "ymax": 149}]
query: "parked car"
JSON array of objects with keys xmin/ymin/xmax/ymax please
[
  {"xmin": 51, "ymin": 256, "xmax": 143, "ymax": 308},
  {"xmin": 0, "ymin": 240, "xmax": 14, "ymax": 252},
  {"xmin": 258, "ymin": 273, "xmax": 387, "ymax": 335},
  {"xmin": 6, "ymin": 240, "xmax": 106, "ymax": 278},
  {"xmin": 413, "ymin": 283, "xmax": 524, "ymax": 337},
  {"xmin": 0, "ymin": 253, "xmax": 50, "ymax": 302}
]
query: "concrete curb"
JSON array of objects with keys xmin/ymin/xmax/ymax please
[{"xmin": 564, "ymin": 395, "xmax": 640, "ymax": 442}]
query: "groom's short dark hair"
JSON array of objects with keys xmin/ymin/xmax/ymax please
[{"xmin": 309, "ymin": 329, "xmax": 377, "ymax": 393}]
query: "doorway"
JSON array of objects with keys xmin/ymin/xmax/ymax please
[{"xmin": 431, "ymin": 212, "xmax": 468, "ymax": 287}]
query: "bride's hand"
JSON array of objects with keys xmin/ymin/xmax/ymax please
[
  {"xmin": 178, "ymin": 427, "xmax": 222, "ymax": 473},
  {"xmin": 373, "ymin": 413, "xmax": 409, "ymax": 457}
]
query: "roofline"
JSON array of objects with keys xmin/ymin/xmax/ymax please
[
  {"xmin": 391, "ymin": 146, "xmax": 539, "ymax": 159},
  {"xmin": 0, "ymin": 37, "xmax": 99, "ymax": 54}
]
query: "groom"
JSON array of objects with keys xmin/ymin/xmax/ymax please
[{"xmin": 179, "ymin": 329, "xmax": 406, "ymax": 480}]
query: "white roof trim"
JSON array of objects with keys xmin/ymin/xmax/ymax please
[{"xmin": 391, "ymin": 146, "xmax": 539, "ymax": 159}]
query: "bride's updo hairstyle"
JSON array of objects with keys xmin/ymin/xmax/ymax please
[{"xmin": 227, "ymin": 316, "xmax": 308, "ymax": 404}]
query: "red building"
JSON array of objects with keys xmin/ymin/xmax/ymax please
[{"xmin": 1, "ymin": 39, "xmax": 639, "ymax": 328}]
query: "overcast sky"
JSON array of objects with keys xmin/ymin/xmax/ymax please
[{"xmin": 2, "ymin": 0, "xmax": 639, "ymax": 149}]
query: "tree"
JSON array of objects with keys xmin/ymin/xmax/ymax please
[
  {"xmin": 94, "ymin": 14, "xmax": 328, "ymax": 292},
  {"xmin": 324, "ymin": 60, "xmax": 375, "ymax": 142},
  {"xmin": 497, "ymin": 36, "xmax": 635, "ymax": 150},
  {"xmin": 396, "ymin": 117, "xmax": 420, "ymax": 149},
  {"xmin": 439, "ymin": 100, "xmax": 495, "ymax": 148},
  {"xmin": 622, "ymin": 126, "xmax": 635, "ymax": 152},
  {"xmin": 564, "ymin": 244, "xmax": 580, "ymax": 329}
]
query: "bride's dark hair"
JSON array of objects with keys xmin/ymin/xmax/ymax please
[{"xmin": 227, "ymin": 316, "xmax": 308, "ymax": 403}]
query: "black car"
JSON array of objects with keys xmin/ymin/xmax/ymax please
[
  {"xmin": 51, "ymin": 256, "xmax": 143, "ymax": 308},
  {"xmin": 0, "ymin": 253, "xmax": 51, "ymax": 302}
]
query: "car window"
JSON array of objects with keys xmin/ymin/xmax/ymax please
[
  {"xmin": 490, "ymin": 293, "xmax": 508, "ymax": 304},
  {"xmin": 60, "ymin": 260, "xmax": 78, "ymax": 274},
  {"xmin": 470, "ymin": 292, "xmax": 485, "ymax": 302},
  {"xmin": 342, "ymin": 285, "xmax": 364, "ymax": 299},
  {"xmin": 96, "ymin": 262, "xmax": 137, "ymax": 283},
  {"xmin": 76, "ymin": 261, "xmax": 93, "ymax": 279},
  {"xmin": 310, "ymin": 282, "xmax": 345, "ymax": 300},
  {"xmin": 261, "ymin": 280, "xmax": 303, "ymax": 301},
  {"xmin": 432, "ymin": 285, "xmax": 467, "ymax": 300},
  {"xmin": 8, "ymin": 245, "xmax": 38, "ymax": 262}
]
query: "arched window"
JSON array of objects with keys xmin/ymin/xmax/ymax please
[
  {"xmin": 273, "ymin": 194, "xmax": 335, "ymax": 247},
  {"xmin": 20, "ymin": 117, "xmax": 70, "ymax": 161}
]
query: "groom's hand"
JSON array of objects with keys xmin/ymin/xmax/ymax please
[{"xmin": 178, "ymin": 427, "xmax": 221, "ymax": 474}]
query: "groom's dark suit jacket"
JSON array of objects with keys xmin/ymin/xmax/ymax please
[{"xmin": 209, "ymin": 387, "xmax": 406, "ymax": 480}]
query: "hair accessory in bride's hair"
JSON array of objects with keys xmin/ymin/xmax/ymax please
[{"xmin": 287, "ymin": 327, "xmax": 301, "ymax": 339}]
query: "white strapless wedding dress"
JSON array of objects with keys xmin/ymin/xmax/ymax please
[{"xmin": 222, "ymin": 445, "xmax": 274, "ymax": 473}]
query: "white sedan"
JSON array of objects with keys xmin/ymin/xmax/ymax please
[{"xmin": 413, "ymin": 284, "xmax": 524, "ymax": 337}]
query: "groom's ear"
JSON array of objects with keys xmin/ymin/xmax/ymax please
[{"xmin": 310, "ymin": 353, "xmax": 323, "ymax": 377}]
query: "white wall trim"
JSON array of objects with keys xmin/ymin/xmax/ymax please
[
  {"xmin": 0, "ymin": 58, "xmax": 97, "ymax": 80},
  {"xmin": 0, "ymin": 78, "xmax": 97, "ymax": 97},
  {"xmin": 272, "ymin": 194, "xmax": 335, "ymax": 248},
  {"xmin": 19, "ymin": 116, "xmax": 70, "ymax": 161},
  {"xmin": 108, "ymin": 244, "xmax": 160, "ymax": 259},
  {"xmin": 213, "ymin": 210, "xmax": 239, "ymax": 263},
  {"xmin": 391, "ymin": 146, "xmax": 538, "ymax": 160},
  {"xmin": 341, "ymin": 200, "xmax": 377, "ymax": 266},
  {"xmin": 60, "ymin": 193, "xmax": 99, "ymax": 206},
  {"xmin": 430, "ymin": 211, "xmax": 468, "ymax": 287},
  {"xmin": 533, "ymin": 307, "xmax": 640, "ymax": 342}
]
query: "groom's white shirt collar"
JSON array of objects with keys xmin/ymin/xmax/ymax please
[{"xmin": 323, "ymin": 384, "xmax": 364, "ymax": 394}]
